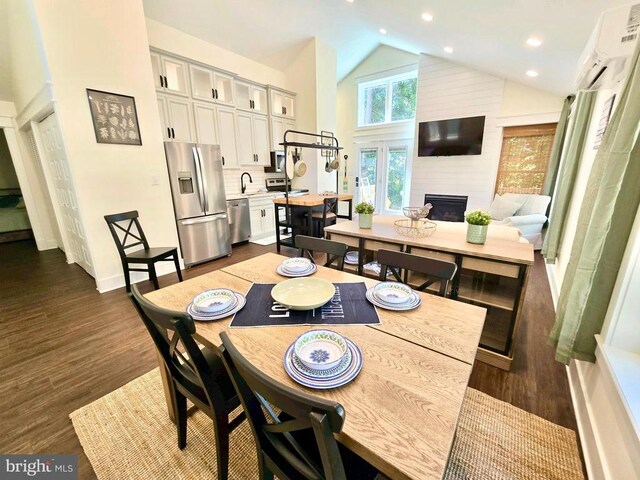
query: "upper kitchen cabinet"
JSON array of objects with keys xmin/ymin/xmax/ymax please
[
  {"xmin": 157, "ymin": 95, "xmax": 195, "ymax": 142},
  {"xmin": 192, "ymin": 102, "xmax": 239, "ymax": 169},
  {"xmin": 269, "ymin": 87, "xmax": 296, "ymax": 119},
  {"xmin": 270, "ymin": 117, "xmax": 296, "ymax": 151},
  {"xmin": 235, "ymin": 80, "xmax": 268, "ymax": 115},
  {"xmin": 190, "ymin": 65, "xmax": 235, "ymax": 106},
  {"xmin": 237, "ymin": 112, "xmax": 270, "ymax": 166},
  {"xmin": 151, "ymin": 51, "xmax": 190, "ymax": 97}
]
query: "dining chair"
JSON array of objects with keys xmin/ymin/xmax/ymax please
[
  {"xmin": 219, "ymin": 332, "xmax": 381, "ymax": 480},
  {"xmin": 104, "ymin": 210, "xmax": 182, "ymax": 292},
  {"xmin": 296, "ymin": 235, "xmax": 348, "ymax": 270},
  {"xmin": 311, "ymin": 197, "xmax": 338, "ymax": 238},
  {"xmin": 377, "ymin": 249, "xmax": 458, "ymax": 297},
  {"xmin": 129, "ymin": 285, "xmax": 245, "ymax": 480}
]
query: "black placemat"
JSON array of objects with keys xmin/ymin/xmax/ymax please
[{"xmin": 230, "ymin": 282, "xmax": 380, "ymax": 328}]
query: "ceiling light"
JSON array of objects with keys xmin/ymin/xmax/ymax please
[
  {"xmin": 526, "ymin": 70, "xmax": 539, "ymax": 77},
  {"xmin": 421, "ymin": 12, "xmax": 433, "ymax": 22},
  {"xmin": 526, "ymin": 37, "xmax": 542, "ymax": 47},
  {"xmin": 379, "ymin": 28, "xmax": 387, "ymax": 35},
  {"xmin": 444, "ymin": 46, "xmax": 453, "ymax": 54},
  {"xmin": 346, "ymin": 0, "xmax": 354, "ymax": 3}
]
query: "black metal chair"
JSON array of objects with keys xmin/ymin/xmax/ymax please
[
  {"xmin": 129, "ymin": 285, "xmax": 245, "ymax": 480},
  {"xmin": 104, "ymin": 210, "xmax": 182, "ymax": 292},
  {"xmin": 377, "ymin": 249, "xmax": 458, "ymax": 297},
  {"xmin": 219, "ymin": 332, "xmax": 380, "ymax": 480},
  {"xmin": 296, "ymin": 235, "xmax": 348, "ymax": 271},
  {"xmin": 311, "ymin": 197, "xmax": 338, "ymax": 238}
]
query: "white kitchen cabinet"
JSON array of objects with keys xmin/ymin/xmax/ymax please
[
  {"xmin": 193, "ymin": 102, "xmax": 218, "ymax": 145},
  {"xmin": 235, "ymin": 80, "xmax": 268, "ymax": 115},
  {"xmin": 237, "ymin": 112, "xmax": 271, "ymax": 166},
  {"xmin": 190, "ymin": 64, "xmax": 235, "ymax": 106},
  {"xmin": 151, "ymin": 52, "xmax": 190, "ymax": 97},
  {"xmin": 158, "ymin": 95, "xmax": 195, "ymax": 142},
  {"xmin": 248, "ymin": 196, "xmax": 276, "ymax": 239},
  {"xmin": 269, "ymin": 87, "xmax": 296, "ymax": 119},
  {"xmin": 216, "ymin": 107, "xmax": 239, "ymax": 169},
  {"xmin": 270, "ymin": 117, "xmax": 296, "ymax": 151}
]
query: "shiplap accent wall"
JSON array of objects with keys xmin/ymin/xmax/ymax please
[{"xmin": 410, "ymin": 55, "xmax": 505, "ymax": 210}]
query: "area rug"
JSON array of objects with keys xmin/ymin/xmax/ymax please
[
  {"xmin": 71, "ymin": 369, "xmax": 583, "ymax": 480},
  {"xmin": 249, "ymin": 234, "xmax": 290, "ymax": 246}
]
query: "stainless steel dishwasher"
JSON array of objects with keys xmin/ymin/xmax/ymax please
[{"xmin": 226, "ymin": 198, "xmax": 251, "ymax": 245}]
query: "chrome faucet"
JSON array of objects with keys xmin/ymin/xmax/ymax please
[{"xmin": 241, "ymin": 172, "xmax": 253, "ymax": 194}]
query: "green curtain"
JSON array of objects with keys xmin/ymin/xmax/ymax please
[
  {"xmin": 541, "ymin": 91, "xmax": 597, "ymax": 263},
  {"xmin": 542, "ymin": 95, "xmax": 575, "ymax": 196},
  {"xmin": 549, "ymin": 40, "xmax": 640, "ymax": 364}
]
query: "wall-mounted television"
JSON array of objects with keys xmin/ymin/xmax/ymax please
[{"xmin": 418, "ymin": 116, "xmax": 485, "ymax": 157}]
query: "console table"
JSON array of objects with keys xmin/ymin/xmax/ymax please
[{"xmin": 324, "ymin": 215, "xmax": 534, "ymax": 370}]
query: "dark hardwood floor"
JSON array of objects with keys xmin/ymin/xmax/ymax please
[{"xmin": 0, "ymin": 239, "xmax": 578, "ymax": 479}]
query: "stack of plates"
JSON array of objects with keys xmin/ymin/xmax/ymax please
[
  {"xmin": 345, "ymin": 251, "xmax": 359, "ymax": 265},
  {"xmin": 186, "ymin": 288, "xmax": 246, "ymax": 321},
  {"xmin": 276, "ymin": 257, "xmax": 317, "ymax": 277},
  {"xmin": 365, "ymin": 282, "xmax": 421, "ymax": 311},
  {"xmin": 283, "ymin": 330, "xmax": 363, "ymax": 389}
]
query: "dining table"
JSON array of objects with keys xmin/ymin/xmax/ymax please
[{"xmin": 144, "ymin": 252, "xmax": 486, "ymax": 480}]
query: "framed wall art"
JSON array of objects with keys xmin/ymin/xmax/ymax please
[{"xmin": 86, "ymin": 89, "xmax": 142, "ymax": 145}]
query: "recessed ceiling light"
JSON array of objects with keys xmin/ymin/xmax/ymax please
[
  {"xmin": 379, "ymin": 28, "xmax": 387, "ymax": 35},
  {"xmin": 526, "ymin": 70, "xmax": 539, "ymax": 77},
  {"xmin": 444, "ymin": 46, "xmax": 453, "ymax": 54},
  {"xmin": 526, "ymin": 37, "xmax": 542, "ymax": 47},
  {"xmin": 421, "ymin": 12, "xmax": 433, "ymax": 22},
  {"xmin": 346, "ymin": 0, "xmax": 354, "ymax": 3}
]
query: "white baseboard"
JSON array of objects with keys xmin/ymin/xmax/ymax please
[
  {"xmin": 545, "ymin": 262, "xmax": 560, "ymax": 310},
  {"xmin": 95, "ymin": 262, "xmax": 182, "ymax": 293},
  {"xmin": 566, "ymin": 362, "xmax": 606, "ymax": 479}
]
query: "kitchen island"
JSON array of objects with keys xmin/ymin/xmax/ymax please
[
  {"xmin": 324, "ymin": 215, "xmax": 534, "ymax": 370},
  {"xmin": 273, "ymin": 193, "xmax": 353, "ymax": 251}
]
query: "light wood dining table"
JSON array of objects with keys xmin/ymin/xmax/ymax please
[{"xmin": 145, "ymin": 252, "xmax": 486, "ymax": 480}]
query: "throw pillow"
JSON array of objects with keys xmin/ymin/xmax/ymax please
[{"xmin": 489, "ymin": 194, "xmax": 522, "ymax": 221}]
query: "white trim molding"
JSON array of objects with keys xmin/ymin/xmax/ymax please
[{"xmin": 495, "ymin": 111, "xmax": 561, "ymax": 127}]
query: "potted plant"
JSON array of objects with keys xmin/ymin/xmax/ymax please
[
  {"xmin": 465, "ymin": 210, "xmax": 491, "ymax": 244},
  {"xmin": 354, "ymin": 201, "xmax": 374, "ymax": 229}
]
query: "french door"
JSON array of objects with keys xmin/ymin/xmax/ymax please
[{"xmin": 357, "ymin": 140, "xmax": 411, "ymax": 214}]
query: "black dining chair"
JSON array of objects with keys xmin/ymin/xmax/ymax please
[
  {"xmin": 104, "ymin": 210, "xmax": 182, "ymax": 292},
  {"xmin": 129, "ymin": 285, "xmax": 245, "ymax": 480},
  {"xmin": 296, "ymin": 235, "xmax": 348, "ymax": 271},
  {"xmin": 377, "ymin": 249, "xmax": 457, "ymax": 297},
  {"xmin": 219, "ymin": 332, "xmax": 381, "ymax": 480},
  {"xmin": 311, "ymin": 197, "xmax": 338, "ymax": 238}
]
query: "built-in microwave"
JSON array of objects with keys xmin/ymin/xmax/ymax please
[{"xmin": 264, "ymin": 151, "xmax": 285, "ymax": 173}]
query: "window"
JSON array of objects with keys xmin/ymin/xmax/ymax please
[
  {"xmin": 495, "ymin": 123, "xmax": 557, "ymax": 194},
  {"xmin": 358, "ymin": 72, "xmax": 417, "ymax": 127}
]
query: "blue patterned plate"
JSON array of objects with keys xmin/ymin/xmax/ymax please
[
  {"xmin": 283, "ymin": 337, "xmax": 363, "ymax": 390},
  {"xmin": 365, "ymin": 288, "xmax": 421, "ymax": 311},
  {"xmin": 275, "ymin": 263, "xmax": 317, "ymax": 278},
  {"xmin": 291, "ymin": 346, "xmax": 353, "ymax": 381},
  {"xmin": 187, "ymin": 292, "xmax": 246, "ymax": 321}
]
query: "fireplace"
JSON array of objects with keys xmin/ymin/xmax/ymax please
[{"xmin": 424, "ymin": 194, "xmax": 468, "ymax": 222}]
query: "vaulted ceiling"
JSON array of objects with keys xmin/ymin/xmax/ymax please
[{"xmin": 143, "ymin": 0, "xmax": 631, "ymax": 95}]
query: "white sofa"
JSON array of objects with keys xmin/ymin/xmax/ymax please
[{"xmin": 489, "ymin": 193, "xmax": 551, "ymax": 250}]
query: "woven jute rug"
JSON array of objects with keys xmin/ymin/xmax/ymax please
[{"xmin": 71, "ymin": 369, "xmax": 583, "ymax": 480}]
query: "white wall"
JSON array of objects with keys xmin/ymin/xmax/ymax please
[
  {"xmin": 500, "ymin": 81, "xmax": 565, "ymax": 118},
  {"xmin": 315, "ymin": 38, "xmax": 339, "ymax": 193},
  {"xmin": 6, "ymin": 0, "xmax": 50, "ymax": 114},
  {"xmin": 31, "ymin": 0, "xmax": 179, "ymax": 291},
  {"xmin": 336, "ymin": 45, "xmax": 420, "ymax": 195},
  {"xmin": 410, "ymin": 55, "xmax": 505, "ymax": 210}
]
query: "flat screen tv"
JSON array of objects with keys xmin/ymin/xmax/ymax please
[{"xmin": 418, "ymin": 116, "xmax": 485, "ymax": 157}]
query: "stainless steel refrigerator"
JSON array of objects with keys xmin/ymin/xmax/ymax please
[{"xmin": 164, "ymin": 142, "xmax": 231, "ymax": 266}]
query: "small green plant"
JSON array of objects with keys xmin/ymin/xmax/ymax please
[
  {"xmin": 354, "ymin": 201, "xmax": 374, "ymax": 215},
  {"xmin": 465, "ymin": 210, "xmax": 491, "ymax": 225}
]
